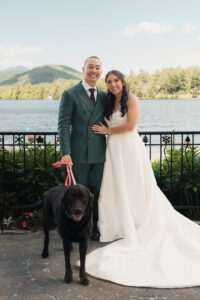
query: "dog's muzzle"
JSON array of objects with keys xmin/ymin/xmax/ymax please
[
  {"xmin": 72, "ymin": 209, "xmax": 84, "ymax": 222},
  {"xmin": 65, "ymin": 208, "xmax": 85, "ymax": 222}
]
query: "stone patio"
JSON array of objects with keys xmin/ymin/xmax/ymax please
[{"xmin": 1, "ymin": 230, "xmax": 200, "ymax": 300}]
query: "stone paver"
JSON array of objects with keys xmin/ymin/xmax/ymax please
[{"xmin": 1, "ymin": 230, "xmax": 200, "ymax": 300}]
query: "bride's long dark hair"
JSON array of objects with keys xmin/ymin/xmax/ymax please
[{"xmin": 105, "ymin": 70, "xmax": 128, "ymax": 120}]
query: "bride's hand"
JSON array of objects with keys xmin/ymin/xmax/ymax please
[{"xmin": 92, "ymin": 122, "xmax": 109, "ymax": 134}]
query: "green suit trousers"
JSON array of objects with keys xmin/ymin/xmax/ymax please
[{"xmin": 72, "ymin": 162, "xmax": 104, "ymax": 230}]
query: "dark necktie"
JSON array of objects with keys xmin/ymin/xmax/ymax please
[{"xmin": 89, "ymin": 88, "xmax": 96, "ymax": 105}]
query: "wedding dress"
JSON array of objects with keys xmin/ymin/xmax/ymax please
[{"xmin": 85, "ymin": 110, "xmax": 200, "ymax": 288}]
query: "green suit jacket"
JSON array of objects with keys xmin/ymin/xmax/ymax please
[{"xmin": 58, "ymin": 81, "xmax": 107, "ymax": 163}]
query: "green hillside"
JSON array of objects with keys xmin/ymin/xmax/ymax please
[
  {"xmin": 0, "ymin": 64, "xmax": 83, "ymax": 86},
  {"xmin": 0, "ymin": 66, "xmax": 29, "ymax": 83}
]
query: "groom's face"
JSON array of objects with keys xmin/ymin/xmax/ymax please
[{"xmin": 82, "ymin": 58, "xmax": 102, "ymax": 87}]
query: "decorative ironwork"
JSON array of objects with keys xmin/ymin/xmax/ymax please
[
  {"xmin": 36, "ymin": 136, "xmax": 44, "ymax": 144},
  {"xmin": 142, "ymin": 135, "xmax": 149, "ymax": 144},
  {"xmin": 14, "ymin": 134, "xmax": 24, "ymax": 145},
  {"xmin": 162, "ymin": 135, "xmax": 171, "ymax": 145},
  {"xmin": 184, "ymin": 135, "xmax": 192, "ymax": 149},
  {"xmin": 1, "ymin": 131, "xmax": 200, "ymax": 217},
  {"xmin": 185, "ymin": 136, "xmax": 191, "ymax": 144},
  {"xmin": 184, "ymin": 135, "xmax": 192, "ymax": 169},
  {"xmin": 161, "ymin": 134, "xmax": 172, "ymax": 165}
]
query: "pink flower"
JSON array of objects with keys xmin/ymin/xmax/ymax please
[
  {"xmin": 27, "ymin": 135, "xmax": 35, "ymax": 143},
  {"xmin": 0, "ymin": 142, "xmax": 11, "ymax": 152},
  {"xmin": 4, "ymin": 146, "xmax": 11, "ymax": 152},
  {"xmin": 22, "ymin": 221, "xmax": 27, "ymax": 228},
  {"xmin": 29, "ymin": 212, "xmax": 34, "ymax": 217}
]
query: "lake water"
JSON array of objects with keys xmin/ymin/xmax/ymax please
[{"xmin": 0, "ymin": 99, "xmax": 200, "ymax": 132}]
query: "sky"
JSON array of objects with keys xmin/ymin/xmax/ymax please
[{"xmin": 1, "ymin": 0, "xmax": 200, "ymax": 75}]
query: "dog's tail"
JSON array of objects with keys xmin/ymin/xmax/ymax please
[{"xmin": 14, "ymin": 200, "xmax": 43, "ymax": 214}]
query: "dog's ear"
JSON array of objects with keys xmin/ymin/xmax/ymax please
[
  {"xmin": 61, "ymin": 188, "xmax": 69, "ymax": 207},
  {"xmin": 87, "ymin": 189, "xmax": 94, "ymax": 205}
]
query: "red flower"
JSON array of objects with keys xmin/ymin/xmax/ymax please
[
  {"xmin": 29, "ymin": 212, "xmax": 34, "ymax": 217},
  {"xmin": 22, "ymin": 221, "xmax": 27, "ymax": 228}
]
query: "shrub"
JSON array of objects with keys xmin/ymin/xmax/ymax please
[
  {"xmin": 1, "ymin": 143, "xmax": 200, "ymax": 221},
  {"xmin": 0, "ymin": 142, "xmax": 66, "ymax": 218},
  {"xmin": 152, "ymin": 146, "xmax": 200, "ymax": 219}
]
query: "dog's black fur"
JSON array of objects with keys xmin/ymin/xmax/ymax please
[
  {"xmin": 15, "ymin": 184, "xmax": 94, "ymax": 285},
  {"xmin": 42, "ymin": 184, "xmax": 94, "ymax": 285}
]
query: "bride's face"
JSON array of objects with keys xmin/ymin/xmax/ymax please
[{"xmin": 106, "ymin": 74, "xmax": 123, "ymax": 96}]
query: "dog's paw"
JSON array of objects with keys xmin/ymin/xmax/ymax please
[
  {"xmin": 41, "ymin": 251, "xmax": 49, "ymax": 258},
  {"xmin": 81, "ymin": 277, "xmax": 89, "ymax": 286},
  {"xmin": 64, "ymin": 273, "xmax": 73, "ymax": 283},
  {"xmin": 80, "ymin": 273, "xmax": 89, "ymax": 286}
]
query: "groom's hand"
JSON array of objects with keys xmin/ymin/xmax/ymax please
[{"xmin": 61, "ymin": 154, "xmax": 73, "ymax": 165}]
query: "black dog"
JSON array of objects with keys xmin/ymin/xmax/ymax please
[{"xmin": 41, "ymin": 184, "xmax": 94, "ymax": 285}]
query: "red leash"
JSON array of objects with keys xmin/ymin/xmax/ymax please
[{"xmin": 52, "ymin": 161, "xmax": 76, "ymax": 187}]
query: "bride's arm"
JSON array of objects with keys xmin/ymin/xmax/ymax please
[{"xmin": 92, "ymin": 95, "xmax": 139, "ymax": 135}]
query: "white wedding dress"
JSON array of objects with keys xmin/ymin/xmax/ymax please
[{"xmin": 85, "ymin": 111, "xmax": 200, "ymax": 288}]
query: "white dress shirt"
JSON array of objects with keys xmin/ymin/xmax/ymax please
[{"xmin": 82, "ymin": 80, "xmax": 97, "ymax": 102}]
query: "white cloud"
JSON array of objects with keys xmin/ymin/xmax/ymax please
[
  {"xmin": 181, "ymin": 23, "xmax": 198, "ymax": 33},
  {"xmin": 121, "ymin": 22, "xmax": 174, "ymax": 36},
  {"xmin": 0, "ymin": 45, "xmax": 45, "ymax": 57},
  {"xmin": 196, "ymin": 35, "xmax": 200, "ymax": 40}
]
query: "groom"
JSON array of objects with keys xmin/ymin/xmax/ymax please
[{"xmin": 58, "ymin": 56, "xmax": 107, "ymax": 240}]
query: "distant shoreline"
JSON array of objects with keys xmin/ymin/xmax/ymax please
[{"xmin": 1, "ymin": 65, "xmax": 200, "ymax": 100}]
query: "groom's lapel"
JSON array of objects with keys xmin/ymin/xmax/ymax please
[{"xmin": 76, "ymin": 82, "xmax": 95, "ymax": 115}]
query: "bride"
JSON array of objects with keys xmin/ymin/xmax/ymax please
[{"xmin": 83, "ymin": 70, "xmax": 200, "ymax": 288}]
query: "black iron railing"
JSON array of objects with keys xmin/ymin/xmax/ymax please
[{"xmin": 0, "ymin": 131, "xmax": 200, "ymax": 219}]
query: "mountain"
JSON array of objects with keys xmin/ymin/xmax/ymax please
[
  {"xmin": 0, "ymin": 66, "xmax": 29, "ymax": 83},
  {"xmin": 0, "ymin": 64, "xmax": 82, "ymax": 86},
  {"xmin": 3, "ymin": 66, "xmax": 29, "ymax": 72}
]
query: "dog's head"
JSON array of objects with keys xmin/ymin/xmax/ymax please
[{"xmin": 62, "ymin": 184, "xmax": 94, "ymax": 222}]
